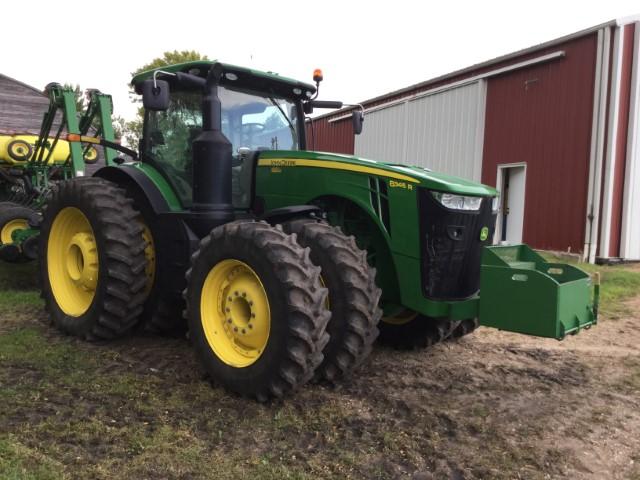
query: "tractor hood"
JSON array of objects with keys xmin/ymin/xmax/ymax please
[{"xmin": 259, "ymin": 150, "xmax": 498, "ymax": 196}]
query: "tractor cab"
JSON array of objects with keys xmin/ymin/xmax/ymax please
[{"xmin": 132, "ymin": 61, "xmax": 317, "ymax": 211}]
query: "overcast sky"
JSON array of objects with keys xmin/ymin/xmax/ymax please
[{"xmin": 2, "ymin": 0, "xmax": 638, "ymax": 121}]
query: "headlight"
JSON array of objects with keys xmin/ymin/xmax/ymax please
[
  {"xmin": 492, "ymin": 195, "xmax": 500, "ymax": 212},
  {"xmin": 431, "ymin": 192, "xmax": 482, "ymax": 211}
]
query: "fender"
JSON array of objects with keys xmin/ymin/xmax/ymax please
[{"xmin": 92, "ymin": 165, "xmax": 171, "ymax": 214}]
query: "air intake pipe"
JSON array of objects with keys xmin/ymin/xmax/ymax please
[{"xmin": 190, "ymin": 63, "xmax": 234, "ymax": 232}]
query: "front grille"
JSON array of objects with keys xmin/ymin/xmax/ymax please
[{"xmin": 418, "ymin": 188, "xmax": 497, "ymax": 300}]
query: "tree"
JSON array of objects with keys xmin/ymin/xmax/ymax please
[
  {"xmin": 63, "ymin": 84, "xmax": 85, "ymax": 112},
  {"xmin": 122, "ymin": 50, "xmax": 210, "ymax": 147}
]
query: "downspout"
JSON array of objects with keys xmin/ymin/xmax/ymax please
[
  {"xmin": 620, "ymin": 22, "xmax": 640, "ymax": 259},
  {"xmin": 600, "ymin": 25, "xmax": 625, "ymax": 259},
  {"xmin": 584, "ymin": 29, "xmax": 604, "ymax": 262},
  {"xmin": 586, "ymin": 27, "xmax": 612, "ymax": 264}
]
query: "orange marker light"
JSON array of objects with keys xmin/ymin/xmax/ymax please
[
  {"xmin": 67, "ymin": 134, "xmax": 81, "ymax": 142},
  {"xmin": 313, "ymin": 68, "xmax": 323, "ymax": 83}
]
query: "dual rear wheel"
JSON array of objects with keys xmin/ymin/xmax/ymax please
[{"xmin": 185, "ymin": 220, "xmax": 382, "ymax": 400}]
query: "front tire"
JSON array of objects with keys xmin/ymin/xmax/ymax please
[
  {"xmin": 184, "ymin": 221, "xmax": 330, "ymax": 401},
  {"xmin": 378, "ymin": 310, "xmax": 455, "ymax": 350},
  {"xmin": 39, "ymin": 178, "xmax": 147, "ymax": 340}
]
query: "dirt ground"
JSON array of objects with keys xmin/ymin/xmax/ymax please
[{"xmin": 1, "ymin": 276, "xmax": 639, "ymax": 479}]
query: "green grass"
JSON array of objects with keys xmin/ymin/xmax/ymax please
[
  {"xmin": 0, "ymin": 262, "xmax": 42, "ymax": 309},
  {"xmin": 0, "ymin": 254, "xmax": 638, "ymax": 479},
  {"xmin": 0, "ymin": 437, "xmax": 65, "ymax": 480},
  {"xmin": 543, "ymin": 252, "xmax": 640, "ymax": 318}
]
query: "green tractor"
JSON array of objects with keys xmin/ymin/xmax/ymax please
[{"xmin": 36, "ymin": 61, "xmax": 598, "ymax": 400}]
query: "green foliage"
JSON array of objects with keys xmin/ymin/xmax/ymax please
[
  {"xmin": 123, "ymin": 50, "xmax": 210, "ymax": 147},
  {"xmin": 132, "ymin": 50, "xmax": 210, "ymax": 76},
  {"xmin": 541, "ymin": 253, "xmax": 640, "ymax": 318}
]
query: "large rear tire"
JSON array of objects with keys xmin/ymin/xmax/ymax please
[
  {"xmin": 378, "ymin": 309, "xmax": 455, "ymax": 350},
  {"xmin": 38, "ymin": 178, "xmax": 147, "ymax": 340},
  {"xmin": 283, "ymin": 220, "xmax": 381, "ymax": 382},
  {"xmin": 184, "ymin": 221, "xmax": 330, "ymax": 401}
]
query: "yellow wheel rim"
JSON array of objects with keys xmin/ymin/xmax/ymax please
[
  {"xmin": 200, "ymin": 259, "xmax": 270, "ymax": 368},
  {"xmin": 1, "ymin": 218, "xmax": 28, "ymax": 244},
  {"xmin": 47, "ymin": 207, "xmax": 98, "ymax": 317},
  {"xmin": 84, "ymin": 147, "xmax": 98, "ymax": 161},
  {"xmin": 140, "ymin": 221, "xmax": 155, "ymax": 296},
  {"xmin": 382, "ymin": 309, "xmax": 418, "ymax": 325}
]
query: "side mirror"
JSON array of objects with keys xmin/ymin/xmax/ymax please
[
  {"xmin": 142, "ymin": 79, "xmax": 170, "ymax": 111},
  {"xmin": 352, "ymin": 110, "xmax": 364, "ymax": 135}
]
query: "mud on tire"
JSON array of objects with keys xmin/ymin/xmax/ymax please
[
  {"xmin": 283, "ymin": 220, "xmax": 382, "ymax": 382},
  {"xmin": 184, "ymin": 221, "xmax": 330, "ymax": 401},
  {"xmin": 39, "ymin": 177, "xmax": 148, "ymax": 340}
]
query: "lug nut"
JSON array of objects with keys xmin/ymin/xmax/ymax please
[
  {"xmin": 225, "ymin": 307, "xmax": 230, "ymax": 312},
  {"xmin": 248, "ymin": 324, "xmax": 253, "ymax": 329},
  {"xmin": 242, "ymin": 329, "xmax": 246, "ymax": 334},
  {"xmin": 251, "ymin": 313, "xmax": 256, "ymax": 318},
  {"xmin": 234, "ymin": 291, "xmax": 239, "ymax": 296},
  {"xmin": 249, "ymin": 301, "xmax": 253, "ymax": 306},
  {"xmin": 227, "ymin": 319, "xmax": 232, "ymax": 324},
  {"xmin": 242, "ymin": 292, "xmax": 246, "ymax": 297},
  {"xmin": 234, "ymin": 327, "xmax": 238, "ymax": 332}
]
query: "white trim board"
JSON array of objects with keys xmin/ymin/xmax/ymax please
[{"xmin": 328, "ymin": 51, "xmax": 566, "ymax": 123}]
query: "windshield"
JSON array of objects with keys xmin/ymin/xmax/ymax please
[{"xmin": 144, "ymin": 86, "xmax": 300, "ymax": 206}]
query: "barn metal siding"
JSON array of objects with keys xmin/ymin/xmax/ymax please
[
  {"xmin": 352, "ymin": 82, "xmax": 486, "ymax": 180},
  {"xmin": 0, "ymin": 74, "xmax": 60, "ymax": 134},
  {"xmin": 353, "ymin": 102, "xmax": 406, "ymax": 163},
  {"xmin": 404, "ymin": 81, "xmax": 486, "ymax": 181},
  {"xmin": 481, "ymin": 34, "xmax": 599, "ymax": 253},
  {"xmin": 305, "ymin": 117, "xmax": 354, "ymax": 154},
  {"xmin": 621, "ymin": 22, "xmax": 640, "ymax": 260},
  {"xmin": 609, "ymin": 23, "xmax": 636, "ymax": 256}
]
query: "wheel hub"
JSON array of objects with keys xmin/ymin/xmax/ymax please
[
  {"xmin": 47, "ymin": 207, "xmax": 99, "ymax": 317},
  {"xmin": 66, "ymin": 232, "xmax": 98, "ymax": 291},
  {"xmin": 200, "ymin": 260, "xmax": 270, "ymax": 367}
]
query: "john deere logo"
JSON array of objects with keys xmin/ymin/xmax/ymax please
[{"xmin": 480, "ymin": 227, "xmax": 489, "ymax": 241}]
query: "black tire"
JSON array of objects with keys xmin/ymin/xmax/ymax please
[
  {"xmin": 378, "ymin": 310, "xmax": 455, "ymax": 350},
  {"xmin": 0, "ymin": 201, "xmax": 22, "ymax": 212},
  {"xmin": 184, "ymin": 221, "xmax": 330, "ymax": 401},
  {"xmin": 7, "ymin": 140, "xmax": 33, "ymax": 162},
  {"xmin": 449, "ymin": 318, "xmax": 479, "ymax": 339},
  {"xmin": 122, "ymin": 185, "xmax": 188, "ymax": 337},
  {"xmin": 283, "ymin": 220, "xmax": 381, "ymax": 382},
  {"xmin": 0, "ymin": 205, "xmax": 35, "ymax": 243},
  {"xmin": 0, "ymin": 204, "xmax": 38, "ymax": 263},
  {"xmin": 0, "ymin": 202, "xmax": 36, "ymax": 263},
  {"xmin": 38, "ymin": 177, "xmax": 147, "ymax": 340}
]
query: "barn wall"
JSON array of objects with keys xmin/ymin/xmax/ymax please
[
  {"xmin": 620, "ymin": 21, "xmax": 640, "ymax": 260},
  {"xmin": 0, "ymin": 74, "xmax": 51, "ymax": 134},
  {"xmin": 353, "ymin": 81, "xmax": 487, "ymax": 181},
  {"xmin": 481, "ymin": 34, "xmax": 599, "ymax": 253}
]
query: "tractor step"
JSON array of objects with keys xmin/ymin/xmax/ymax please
[{"xmin": 478, "ymin": 244, "xmax": 598, "ymax": 340}]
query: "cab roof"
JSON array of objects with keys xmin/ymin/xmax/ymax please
[{"xmin": 131, "ymin": 60, "xmax": 317, "ymax": 99}]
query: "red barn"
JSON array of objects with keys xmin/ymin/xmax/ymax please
[{"xmin": 308, "ymin": 17, "xmax": 640, "ymax": 262}]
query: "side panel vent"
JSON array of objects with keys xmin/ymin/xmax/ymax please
[{"xmin": 369, "ymin": 177, "xmax": 391, "ymax": 235}]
